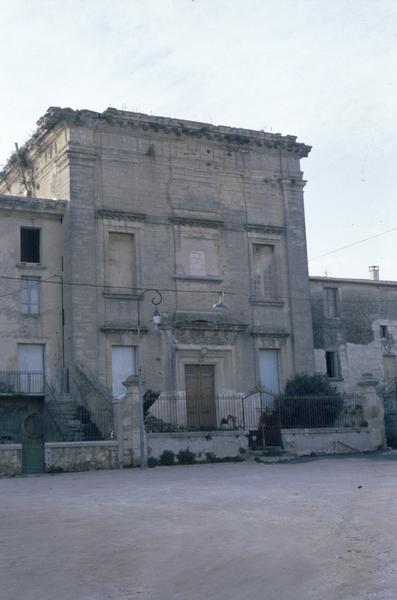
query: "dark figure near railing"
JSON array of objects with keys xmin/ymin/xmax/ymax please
[
  {"xmin": 257, "ymin": 410, "xmax": 283, "ymax": 447},
  {"xmin": 143, "ymin": 390, "xmax": 161, "ymax": 418}
]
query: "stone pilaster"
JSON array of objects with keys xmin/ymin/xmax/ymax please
[
  {"xmin": 357, "ymin": 373, "xmax": 386, "ymax": 449},
  {"xmin": 121, "ymin": 375, "xmax": 146, "ymax": 466}
]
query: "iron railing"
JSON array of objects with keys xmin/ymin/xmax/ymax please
[
  {"xmin": 0, "ymin": 406, "xmax": 115, "ymax": 444},
  {"xmin": 0, "ymin": 372, "xmax": 44, "ymax": 395},
  {"xmin": 145, "ymin": 391, "xmax": 366, "ymax": 432},
  {"xmin": 274, "ymin": 394, "xmax": 365, "ymax": 429}
]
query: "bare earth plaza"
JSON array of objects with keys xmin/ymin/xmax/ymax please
[{"xmin": 1, "ymin": 456, "xmax": 397, "ymax": 600}]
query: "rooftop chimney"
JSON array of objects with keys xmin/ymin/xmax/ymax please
[{"xmin": 369, "ymin": 265, "xmax": 379, "ymax": 281}]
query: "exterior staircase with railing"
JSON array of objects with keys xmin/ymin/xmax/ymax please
[{"xmin": 0, "ymin": 371, "xmax": 111, "ymax": 442}]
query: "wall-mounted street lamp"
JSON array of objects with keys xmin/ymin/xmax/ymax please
[
  {"xmin": 212, "ymin": 290, "xmax": 230, "ymax": 311},
  {"xmin": 136, "ymin": 288, "xmax": 163, "ymax": 468}
]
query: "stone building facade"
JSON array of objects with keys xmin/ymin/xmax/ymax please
[
  {"xmin": 0, "ymin": 106, "xmax": 314, "ymax": 419},
  {"xmin": 310, "ymin": 274, "xmax": 397, "ymax": 392}
]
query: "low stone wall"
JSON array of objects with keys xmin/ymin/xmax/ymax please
[
  {"xmin": 282, "ymin": 428, "xmax": 373, "ymax": 456},
  {"xmin": 0, "ymin": 444, "xmax": 22, "ymax": 475},
  {"xmin": 148, "ymin": 430, "xmax": 248, "ymax": 461},
  {"xmin": 45, "ymin": 441, "xmax": 119, "ymax": 472}
]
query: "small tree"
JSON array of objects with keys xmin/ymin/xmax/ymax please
[
  {"xmin": 277, "ymin": 372, "xmax": 343, "ymax": 428},
  {"xmin": 284, "ymin": 372, "xmax": 339, "ymax": 397}
]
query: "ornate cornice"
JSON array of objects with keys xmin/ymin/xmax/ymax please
[
  {"xmin": 250, "ymin": 328, "xmax": 290, "ymax": 338},
  {"xmin": 0, "ymin": 194, "xmax": 66, "ymax": 218},
  {"xmin": 170, "ymin": 216, "xmax": 223, "ymax": 229},
  {"xmin": 175, "ymin": 320, "xmax": 248, "ymax": 333},
  {"xmin": 249, "ymin": 297, "xmax": 285, "ymax": 307},
  {"xmin": 101, "ymin": 324, "xmax": 148, "ymax": 334},
  {"xmin": 97, "ymin": 209, "xmax": 147, "ymax": 222},
  {"xmin": 245, "ymin": 224, "xmax": 286, "ymax": 235}
]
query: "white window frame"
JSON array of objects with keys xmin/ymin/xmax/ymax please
[
  {"xmin": 324, "ymin": 287, "xmax": 339, "ymax": 318},
  {"xmin": 20, "ymin": 276, "xmax": 41, "ymax": 315}
]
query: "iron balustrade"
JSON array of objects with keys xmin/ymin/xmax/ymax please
[
  {"xmin": 145, "ymin": 391, "xmax": 366, "ymax": 432},
  {"xmin": 0, "ymin": 372, "xmax": 44, "ymax": 395}
]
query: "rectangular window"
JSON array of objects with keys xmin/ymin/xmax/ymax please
[
  {"xmin": 259, "ymin": 349, "xmax": 281, "ymax": 394},
  {"xmin": 20, "ymin": 277, "xmax": 40, "ymax": 315},
  {"xmin": 380, "ymin": 325, "xmax": 388, "ymax": 338},
  {"xmin": 189, "ymin": 250, "xmax": 206, "ymax": 276},
  {"xmin": 176, "ymin": 236, "xmax": 219, "ymax": 278},
  {"xmin": 17, "ymin": 343, "xmax": 45, "ymax": 393},
  {"xmin": 325, "ymin": 351, "xmax": 340, "ymax": 378},
  {"xmin": 108, "ymin": 232, "xmax": 136, "ymax": 291},
  {"xmin": 325, "ymin": 287, "xmax": 339, "ymax": 317},
  {"xmin": 252, "ymin": 244, "xmax": 276, "ymax": 298},
  {"xmin": 111, "ymin": 346, "xmax": 137, "ymax": 397},
  {"xmin": 20, "ymin": 227, "xmax": 40, "ymax": 263}
]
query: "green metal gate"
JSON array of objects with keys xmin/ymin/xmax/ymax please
[{"xmin": 22, "ymin": 412, "xmax": 44, "ymax": 474}]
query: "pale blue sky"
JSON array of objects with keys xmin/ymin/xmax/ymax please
[{"xmin": 1, "ymin": 0, "xmax": 396, "ymax": 279}]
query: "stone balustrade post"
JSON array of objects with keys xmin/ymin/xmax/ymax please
[
  {"xmin": 121, "ymin": 374, "xmax": 146, "ymax": 466},
  {"xmin": 357, "ymin": 373, "xmax": 386, "ymax": 450},
  {"xmin": 112, "ymin": 397, "xmax": 124, "ymax": 466}
]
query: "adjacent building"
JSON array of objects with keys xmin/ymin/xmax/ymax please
[{"xmin": 310, "ymin": 270, "xmax": 397, "ymax": 392}]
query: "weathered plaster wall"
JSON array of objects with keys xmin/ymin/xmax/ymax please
[
  {"xmin": 282, "ymin": 428, "xmax": 373, "ymax": 456},
  {"xmin": 147, "ymin": 431, "xmax": 248, "ymax": 460},
  {"xmin": 0, "ymin": 444, "xmax": 22, "ymax": 475},
  {"xmin": 45, "ymin": 441, "xmax": 119, "ymax": 472}
]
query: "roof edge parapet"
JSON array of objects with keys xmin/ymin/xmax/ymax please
[
  {"xmin": 0, "ymin": 193, "xmax": 66, "ymax": 216},
  {"xmin": 309, "ymin": 275, "xmax": 397, "ymax": 287},
  {"xmin": 1, "ymin": 106, "xmax": 311, "ymax": 176}
]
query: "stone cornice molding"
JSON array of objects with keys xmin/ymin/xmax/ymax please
[
  {"xmin": 0, "ymin": 107, "xmax": 310, "ymax": 175},
  {"xmin": 278, "ymin": 177, "xmax": 307, "ymax": 188},
  {"xmin": 97, "ymin": 209, "xmax": 147, "ymax": 222},
  {"xmin": 0, "ymin": 194, "xmax": 66, "ymax": 218},
  {"xmin": 245, "ymin": 224, "xmax": 286, "ymax": 235},
  {"xmin": 170, "ymin": 216, "xmax": 223, "ymax": 229},
  {"xmin": 175, "ymin": 320, "xmax": 248, "ymax": 333},
  {"xmin": 250, "ymin": 328, "xmax": 290, "ymax": 338},
  {"xmin": 101, "ymin": 324, "xmax": 148, "ymax": 334}
]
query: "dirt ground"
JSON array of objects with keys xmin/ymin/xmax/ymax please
[{"xmin": 1, "ymin": 454, "xmax": 396, "ymax": 600}]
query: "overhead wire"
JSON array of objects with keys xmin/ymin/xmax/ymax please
[
  {"xmin": 0, "ymin": 272, "xmax": 397, "ymax": 306},
  {"xmin": 309, "ymin": 226, "xmax": 397, "ymax": 261}
]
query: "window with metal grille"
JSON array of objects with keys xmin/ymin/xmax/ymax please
[
  {"xmin": 20, "ymin": 227, "xmax": 40, "ymax": 263},
  {"xmin": 20, "ymin": 277, "xmax": 40, "ymax": 315},
  {"xmin": 252, "ymin": 244, "xmax": 276, "ymax": 298},
  {"xmin": 325, "ymin": 287, "xmax": 339, "ymax": 317}
]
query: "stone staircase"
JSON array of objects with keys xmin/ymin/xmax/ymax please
[{"xmin": 45, "ymin": 393, "xmax": 97, "ymax": 441}]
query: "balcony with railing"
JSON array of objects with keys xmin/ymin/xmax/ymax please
[{"xmin": 0, "ymin": 372, "xmax": 45, "ymax": 395}]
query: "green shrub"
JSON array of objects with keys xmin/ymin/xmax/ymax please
[
  {"xmin": 160, "ymin": 450, "xmax": 175, "ymax": 466},
  {"xmin": 147, "ymin": 457, "xmax": 159, "ymax": 468},
  {"xmin": 177, "ymin": 448, "xmax": 196, "ymax": 465},
  {"xmin": 276, "ymin": 395, "xmax": 343, "ymax": 428},
  {"xmin": 205, "ymin": 451, "xmax": 217, "ymax": 463},
  {"xmin": 276, "ymin": 372, "xmax": 343, "ymax": 428},
  {"xmin": 284, "ymin": 372, "xmax": 338, "ymax": 396}
]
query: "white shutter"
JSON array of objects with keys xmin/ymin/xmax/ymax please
[{"xmin": 111, "ymin": 346, "xmax": 136, "ymax": 397}]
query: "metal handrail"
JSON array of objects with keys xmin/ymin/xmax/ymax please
[
  {"xmin": 0, "ymin": 371, "xmax": 44, "ymax": 395},
  {"xmin": 381, "ymin": 378, "xmax": 397, "ymax": 398}
]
